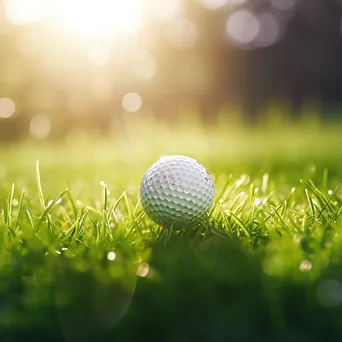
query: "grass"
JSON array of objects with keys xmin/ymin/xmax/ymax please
[{"xmin": 0, "ymin": 116, "xmax": 342, "ymax": 342}]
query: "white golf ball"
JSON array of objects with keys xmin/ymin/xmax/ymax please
[{"xmin": 140, "ymin": 155, "xmax": 214, "ymax": 226}]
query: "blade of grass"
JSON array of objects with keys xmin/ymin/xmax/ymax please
[
  {"xmin": 209, "ymin": 175, "xmax": 232, "ymax": 216},
  {"xmin": 36, "ymin": 161, "xmax": 45, "ymax": 210},
  {"xmin": 304, "ymin": 189, "xmax": 315, "ymax": 217},
  {"xmin": 225, "ymin": 210, "xmax": 250, "ymax": 238},
  {"xmin": 14, "ymin": 189, "xmax": 25, "ymax": 230},
  {"xmin": 35, "ymin": 189, "xmax": 68, "ymax": 232},
  {"xmin": 6, "ymin": 183, "xmax": 15, "ymax": 229},
  {"xmin": 66, "ymin": 189, "xmax": 78, "ymax": 218}
]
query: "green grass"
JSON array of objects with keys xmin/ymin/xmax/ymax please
[{"xmin": 0, "ymin": 117, "xmax": 342, "ymax": 342}]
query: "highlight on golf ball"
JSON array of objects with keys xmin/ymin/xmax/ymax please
[{"xmin": 140, "ymin": 155, "xmax": 214, "ymax": 226}]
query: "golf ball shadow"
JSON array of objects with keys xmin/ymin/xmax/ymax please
[{"xmin": 56, "ymin": 255, "xmax": 137, "ymax": 342}]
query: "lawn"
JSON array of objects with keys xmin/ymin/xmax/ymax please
[{"xmin": 0, "ymin": 116, "xmax": 342, "ymax": 342}]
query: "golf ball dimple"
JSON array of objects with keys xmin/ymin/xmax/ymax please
[{"xmin": 140, "ymin": 155, "xmax": 214, "ymax": 226}]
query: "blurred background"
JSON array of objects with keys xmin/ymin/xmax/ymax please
[{"xmin": 1, "ymin": 0, "xmax": 342, "ymax": 142}]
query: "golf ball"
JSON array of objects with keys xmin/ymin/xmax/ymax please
[{"xmin": 140, "ymin": 155, "xmax": 214, "ymax": 226}]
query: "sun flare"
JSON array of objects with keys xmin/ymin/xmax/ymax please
[
  {"xmin": 5, "ymin": 0, "xmax": 144, "ymax": 38},
  {"xmin": 56, "ymin": 0, "xmax": 143, "ymax": 37}
]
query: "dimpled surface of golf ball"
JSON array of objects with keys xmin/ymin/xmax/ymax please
[{"xmin": 140, "ymin": 155, "xmax": 214, "ymax": 226}]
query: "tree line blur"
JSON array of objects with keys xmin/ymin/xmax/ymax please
[{"xmin": 0, "ymin": 0, "xmax": 342, "ymax": 141}]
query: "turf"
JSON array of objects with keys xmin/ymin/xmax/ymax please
[{"xmin": 0, "ymin": 117, "xmax": 342, "ymax": 341}]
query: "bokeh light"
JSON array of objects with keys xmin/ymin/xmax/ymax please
[
  {"xmin": 299, "ymin": 260, "xmax": 312, "ymax": 272},
  {"xmin": 122, "ymin": 93, "xmax": 142, "ymax": 113},
  {"xmin": 136, "ymin": 262, "xmax": 150, "ymax": 277},
  {"xmin": 270, "ymin": 0, "xmax": 297, "ymax": 11},
  {"xmin": 125, "ymin": 40, "xmax": 158, "ymax": 81},
  {"xmin": 167, "ymin": 17, "xmax": 198, "ymax": 49},
  {"xmin": 29, "ymin": 114, "xmax": 52, "ymax": 140},
  {"xmin": 147, "ymin": 0, "xmax": 181, "ymax": 22},
  {"xmin": 195, "ymin": 0, "xmax": 228, "ymax": 10},
  {"xmin": 196, "ymin": 0, "xmax": 249, "ymax": 10},
  {"xmin": 226, "ymin": 10, "xmax": 260, "ymax": 45},
  {"xmin": 0, "ymin": 0, "xmax": 339, "ymax": 141},
  {"xmin": 317, "ymin": 279, "xmax": 342, "ymax": 307},
  {"xmin": 107, "ymin": 252, "xmax": 116, "ymax": 261},
  {"xmin": 0, "ymin": 97, "xmax": 16, "ymax": 119},
  {"xmin": 131, "ymin": 58, "xmax": 157, "ymax": 81},
  {"xmin": 253, "ymin": 12, "xmax": 281, "ymax": 48}
]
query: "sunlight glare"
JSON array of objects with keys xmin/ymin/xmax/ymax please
[
  {"xmin": 88, "ymin": 44, "xmax": 111, "ymax": 66},
  {"xmin": 55, "ymin": 0, "xmax": 143, "ymax": 37},
  {"xmin": 5, "ymin": 0, "xmax": 46, "ymax": 25},
  {"xmin": 167, "ymin": 17, "xmax": 198, "ymax": 49},
  {"xmin": 147, "ymin": 0, "xmax": 181, "ymax": 22}
]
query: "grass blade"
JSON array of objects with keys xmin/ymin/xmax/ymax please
[
  {"xmin": 226, "ymin": 210, "xmax": 250, "ymax": 238},
  {"xmin": 14, "ymin": 189, "xmax": 25, "ymax": 230},
  {"xmin": 35, "ymin": 189, "xmax": 68, "ymax": 232},
  {"xmin": 36, "ymin": 161, "xmax": 45, "ymax": 210},
  {"xmin": 6, "ymin": 183, "xmax": 15, "ymax": 229}
]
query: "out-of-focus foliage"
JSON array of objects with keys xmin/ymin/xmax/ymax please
[{"xmin": 1, "ymin": 0, "xmax": 342, "ymax": 140}]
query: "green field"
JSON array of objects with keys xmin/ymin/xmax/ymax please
[{"xmin": 1, "ymin": 117, "xmax": 342, "ymax": 342}]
